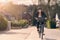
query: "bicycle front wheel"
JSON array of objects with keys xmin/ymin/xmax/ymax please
[
  {"xmin": 40, "ymin": 32, "xmax": 43, "ymax": 40},
  {"xmin": 40, "ymin": 25, "xmax": 44, "ymax": 40}
]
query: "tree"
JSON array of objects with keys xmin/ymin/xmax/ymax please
[{"xmin": 1, "ymin": 2, "xmax": 28, "ymax": 20}]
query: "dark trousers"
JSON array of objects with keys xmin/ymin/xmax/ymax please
[{"xmin": 36, "ymin": 22, "xmax": 40, "ymax": 29}]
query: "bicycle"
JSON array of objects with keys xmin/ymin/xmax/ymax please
[
  {"xmin": 36, "ymin": 17, "xmax": 47, "ymax": 40},
  {"xmin": 38, "ymin": 23, "xmax": 45, "ymax": 40}
]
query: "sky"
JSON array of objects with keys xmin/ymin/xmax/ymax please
[
  {"xmin": 0, "ymin": 0, "xmax": 38, "ymax": 5},
  {"xmin": 0, "ymin": 0, "xmax": 59, "ymax": 5},
  {"xmin": 0, "ymin": 0, "xmax": 56, "ymax": 5}
]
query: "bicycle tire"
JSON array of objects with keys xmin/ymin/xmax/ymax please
[
  {"xmin": 40, "ymin": 31, "xmax": 43, "ymax": 40},
  {"xmin": 38, "ymin": 30, "xmax": 41, "ymax": 38},
  {"xmin": 40, "ymin": 25, "xmax": 44, "ymax": 40}
]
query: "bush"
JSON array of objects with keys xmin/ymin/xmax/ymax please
[
  {"xmin": 46, "ymin": 19, "xmax": 56, "ymax": 29},
  {"xmin": 11, "ymin": 19, "xmax": 29, "ymax": 28},
  {"xmin": 11, "ymin": 20, "xmax": 19, "ymax": 27},
  {"xmin": 46, "ymin": 20, "xmax": 51, "ymax": 28},
  {"xmin": 0, "ymin": 15, "xmax": 8, "ymax": 31},
  {"xmin": 19, "ymin": 19, "xmax": 29, "ymax": 27},
  {"xmin": 50, "ymin": 19, "xmax": 56, "ymax": 28}
]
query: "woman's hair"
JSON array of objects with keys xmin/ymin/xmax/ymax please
[
  {"xmin": 37, "ymin": 7, "xmax": 43, "ymax": 12},
  {"xmin": 37, "ymin": 7, "xmax": 42, "ymax": 10}
]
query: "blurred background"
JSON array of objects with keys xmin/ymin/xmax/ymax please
[{"xmin": 0, "ymin": 0, "xmax": 60, "ymax": 30}]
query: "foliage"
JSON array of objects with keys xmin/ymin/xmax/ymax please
[
  {"xmin": 0, "ymin": 15, "xmax": 8, "ymax": 31},
  {"xmin": 11, "ymin": 19, "xmax": 29, "ymax": 28},
  {"xmin": 46, "ymin": 20, "xmax": 51, "ymax": 28},
  {"xmin": 3, "ymin": 2, "xmax": 28, "ymax": 20},
  {"xmin": 46, "ymin": 19, "xmax": 56, "ymax": 29},
  {"xmin": 11, "ymin": 20, "xmax": 19, "ymax": 27},
  {"xmin": 50, "ymin": 19, "xmax": 56, "ymax": 28},
  {"xmin": 19, "ymin": 19, "xmax": 29, "ymax": 27}
]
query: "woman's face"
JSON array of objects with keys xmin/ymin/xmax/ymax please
[{"xmin": 38, "ymin": 9, "xmax": 41, "ymax": 13}]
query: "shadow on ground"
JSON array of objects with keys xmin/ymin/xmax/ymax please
[
  {"xmin": 45, "ymin": 38, "xmax": 56, "ymax": 40},
  {"xmin": 0, "ymin": 31, "xmax": 29, "ymax": 35}
]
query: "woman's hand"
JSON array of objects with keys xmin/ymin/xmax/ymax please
[
  {"xmin": 35, "ymin": 17, "xmax": 38, "ymax": 20},
  {"xmin": 45, "ymin": 18, "xmax": 47, "ymax": 20}
]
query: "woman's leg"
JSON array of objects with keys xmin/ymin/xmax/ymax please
[{"xmin": 36, "ymin": 22, "xmax": 39, "ymax": 31}]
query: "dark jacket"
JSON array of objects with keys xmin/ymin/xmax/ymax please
[{"xmin": 34, "ymin": 11, "xmax": 47, "ymax": 22}]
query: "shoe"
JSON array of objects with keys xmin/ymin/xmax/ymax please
[
  {"xmin": 43, "ymin": 33, "xmax": 45, "ymax": 35},
  {"xmin": 37, "ymin": 29, "xmax": 39, "ymax": 31}
]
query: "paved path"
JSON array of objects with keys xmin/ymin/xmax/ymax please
[
  {"xmin": 0, "ymin": 26, "xmax": 60, "ymax": 40},
  {"xmin": 44, "ymin": 28, "xmax": 60, "ymax": 40}
]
